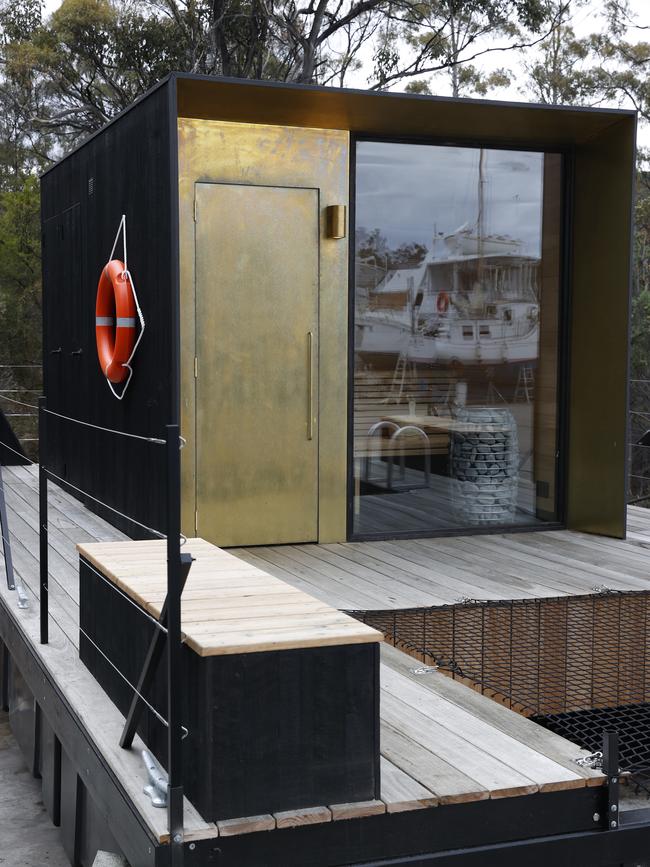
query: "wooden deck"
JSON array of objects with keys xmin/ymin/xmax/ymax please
[
  {"xmin": 0, "ymin": 464, "xmax": 607, "ymax": 845},
  {"xmin": 234, "ymin": 508, "xmax": 650, "ymax": 610},
  {"xmin": 352, "ymin": 468, "xmax": 544, "ymax": 536}
]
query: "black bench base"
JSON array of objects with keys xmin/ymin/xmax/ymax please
[{"xmin": 79, "ymin": 556, "xmax": 380, "ymax": 820}]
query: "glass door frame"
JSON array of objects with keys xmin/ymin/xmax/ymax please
[{"xmin": 346, "ymin": 132, "xmax": 574, "ymax": 542}]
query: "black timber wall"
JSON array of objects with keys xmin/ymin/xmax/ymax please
[{"xmin": 40, "ymin": 81, "xmax": 177, "ymax": 538}]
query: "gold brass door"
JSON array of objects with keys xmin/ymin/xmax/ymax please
[{"xmin": 195, "ymin": 182, "xmax": 319, "ymax": 546}]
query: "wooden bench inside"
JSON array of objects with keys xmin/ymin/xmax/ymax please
[{"xmin": 353, "ymin": 369, "xmax": 457, "ymax": 461}]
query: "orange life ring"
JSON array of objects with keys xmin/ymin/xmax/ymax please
[
  {"xmin": 437, "ymin": 291, "xmax": 450, "ymax": 314},
  {"xmin": 95, "ymin": 259, "xmax": 136, "ymax": 384}
]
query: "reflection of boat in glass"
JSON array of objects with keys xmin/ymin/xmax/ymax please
[
  {"xmin": 355, "ymin": 238, "xmax": 540, "ymax": 368},
  {"xmin": 409, "ymin": 302, "xmax": 538, "ymax": 365},
  {"xmin": 407, "ymin": 245, "xmax": 539, "ymax": 366},
  {"xmin": 355, "ymin": 308, "xmax": 413, "ymax": 360},
  {"xmin": 355, "ymin": 147, "xmax": 540, "ymax": 371}
]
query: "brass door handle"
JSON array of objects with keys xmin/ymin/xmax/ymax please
[{"xmin": 307, "ymin": 331, "xmax": 314, "ymax": 440}]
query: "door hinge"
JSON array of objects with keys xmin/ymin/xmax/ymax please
[
  {"xmin": 193, "ymin": 198, "xmax": 198, "ymax": 222},
  {"xmin": 194, "ymin": 356, "xmax": 198, "ymax": 379}
]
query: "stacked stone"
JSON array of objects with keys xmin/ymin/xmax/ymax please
[{"xmin": 450, "ymin": 407, "xmax": 519, "ymax": 525}]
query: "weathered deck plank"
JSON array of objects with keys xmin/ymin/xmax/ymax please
[
  {"xmin": 236, "ymin": 510, "xmax": 650, "ymax": 610},
  {"xmin": 380, "ymin": 644, "xmax": 605, "ymax": 787}
]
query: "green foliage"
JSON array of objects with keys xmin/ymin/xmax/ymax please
[
  {"xmin": 389, "ymin": 241, "xmax": 428, "ymax": 269},
  {"xmin": 356, "ymin": 227, "xmax": 389, "ymax": 261},
  {"xmin": 3, "ymin": 0, "xmax": 190, "ymax": 141},
  {"xmin": 628, "ymin": 167, "xmax": 650, "ymax": 499},
  {"xmin": 460, "ymin": 66, "xmax": 511, "ymax": 95},
  {"xmin": 0, "ymin": 174, "xmax": 41, "ymax": 365},
  {"xmin": 631, "ymin": 171, "xmax": 650, "ymax": 380},
  {"xmin": 524, "ymin": 24, "xmax": 596, "ymax": 104},
  {"xmin": 373, "ymin": 0, "xmax": 548, "ymax": 95},
  {"xmin": 357, "ymin": 228, "xmax": 427, "ymax": 269},
  {"xmin": 405, "ymin": 78, "xmax": 433, "ymax": 94},
  {"xmin": 590, "ymin": 33, "xmax": 650, "ymax": 122}
]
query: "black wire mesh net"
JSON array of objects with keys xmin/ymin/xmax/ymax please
[{"xmin": 347, "ymin": 589, "xmax": 650, "ymax": 783}]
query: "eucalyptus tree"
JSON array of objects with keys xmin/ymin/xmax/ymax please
[
  {"xmin": 0, "ymin": 0, "xmax": 566, "ymax": 148},
  {"xmin": 370, "ymin": 0, "xmax": 556, "ymax": 96},
  {"xmin": 521, "ymin": 0, "xmax": 596, "ymax": 105},
  {"xmin": 588, "ymin": 1, "xmax": 650, "ymax": 122}
]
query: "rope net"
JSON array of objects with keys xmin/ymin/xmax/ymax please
[{"xmin": 347, "ymin": 589, "xmax": 650, "ymax": 779}]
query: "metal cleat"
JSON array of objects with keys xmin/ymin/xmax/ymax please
[{"xmin": 142, "ymin": 749, "xmax": 168, "ymax": 808}]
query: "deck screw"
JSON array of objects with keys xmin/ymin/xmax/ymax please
[
  {"xmin": 593, "ymin": 813, "xmax": 600, "ymax": 822},
  {"xmin": 173, "ymin": 833, "xmax": 183, "ymax": 844},
  {"xmin": 611, "ymin": 804, "xmax": 618, "ymax": 812},
  {"xmin": 611, "ymin": 820, "xmax": 617, "ymax": 829},
  {"xmin": 612, "ymin": 776, "xmax": 618, "ymax": 784},
  {"xmin": 189, "ymin": 843, "xmax": 196, "ymax": 851}
]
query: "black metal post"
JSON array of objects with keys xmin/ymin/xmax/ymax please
[
  {"xmin": 0, "ymin": 465, "xmax": 15, "ymax": 591},
  {"xmin": 603, "ymin": 730, "xmax": 620, "ymax": 831},
  {"xmin": 52, "ymin": 735, "xmax": 62, "ymax": 827},
  {"xmin": 166, "ymin": 424, "xmax": 184, "ymax": 863},
  {"xmin": 120, "ymin": 552, "xmax": 193, "ymax": 750},
  {"xmin": 32, "ymin": 702, "xmax": 41, "ymax": 777},
  {"xmin": 1, "ymin": 640, "xmax": 8, "ymax": 712},
  {"xmin": 39, "ymin": 397, "xmax": 48, "ymax": 644}
]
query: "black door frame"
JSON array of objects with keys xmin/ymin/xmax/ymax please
[{"xmin": 346, "ymin": 133, "xmax": 574, "ymax": 542}]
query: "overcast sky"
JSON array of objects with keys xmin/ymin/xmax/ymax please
[
  {"xmin": 356, "ymin": 142, "xmax": 545, "ymax": 255},
  {"xmin": 346, "ymin": 0, "xmax": 650, "ymax": 147}
]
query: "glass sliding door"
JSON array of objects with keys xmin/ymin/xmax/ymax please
[{"xmin": 351, "ymin": 140, "xmax": 563, "ymax": 537}]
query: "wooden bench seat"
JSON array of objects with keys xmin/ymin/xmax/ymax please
[
  {"xmin": 77, "ymin": 538, "xmax": 380, "ymax": 656},
  {"xmin": 76, "ymin": 538, "xmax": 382, "ymax": 821}
]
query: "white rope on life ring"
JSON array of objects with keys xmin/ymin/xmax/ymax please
[{"xmin": 101, "ymin": 214, "xmax": 146, "ymax": 400}]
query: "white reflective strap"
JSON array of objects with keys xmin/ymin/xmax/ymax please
[
  {"xmin": 116, "ymin": 317, "xmax": 136, "ymax": 328},
  {"xmin": 96, "ymin": 316, "xmax": 115, "ymax": 326}
]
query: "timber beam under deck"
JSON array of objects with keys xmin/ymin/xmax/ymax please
[{"xmin": 0, "ymin": 603, "xmax": 163, "ymax": 867}]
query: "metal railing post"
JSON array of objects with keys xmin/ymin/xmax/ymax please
[
  {"xmin": 0, "ymin": 465, "xmax": 15, "ymax": 591},
  {"xmin": 603, "ymin": 730, "xmax": 620, "ymax": 831},
  {"xmin": 39, "ymin": 397, "xmax": 48, "ymax": 644},
  {"xmin": 120, "ymin": 552, "xmax": 193, "ymax": 751},
  {"xmin": 165, "ymin": 423, "xmax": 184, "ymax": 861}
]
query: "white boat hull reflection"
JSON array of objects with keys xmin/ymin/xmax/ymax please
[{"xmin": 356, "ymin": 231, "xmax": 540, "ymax": 370}]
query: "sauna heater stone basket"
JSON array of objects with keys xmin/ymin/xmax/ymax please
[{"xmin": 450, "ymin": 407, "xmax": 519, "ymax": 526}]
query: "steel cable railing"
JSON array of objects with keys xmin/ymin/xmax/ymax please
[
  {"xmin": 0, "ymin": 390, "xmax": 189, "ymax": 849},
  {"xmin": 628, "ymin": 378, "xmax": 650, "ymax": 504},
  {"xmin": 0, "ymin": 371, "xmax": 36, "ymax": 605}
]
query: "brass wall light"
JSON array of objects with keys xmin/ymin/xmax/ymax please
[{"xmin": 326, "ymin": 205, "xmax": 347, "ymax": 239}]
